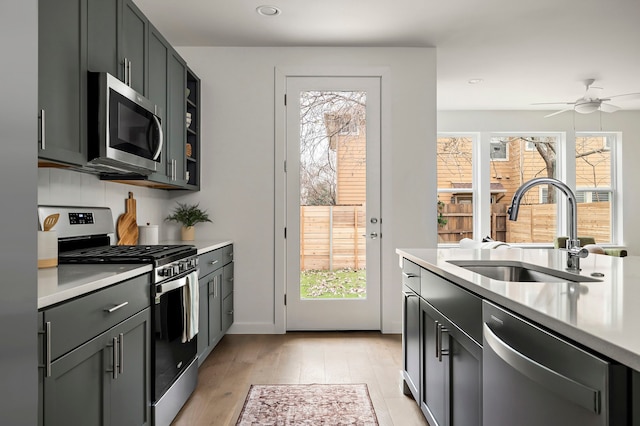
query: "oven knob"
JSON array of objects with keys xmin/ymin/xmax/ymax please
[{"xmin": 161, "ymin": 267, "xmax": 171, "ymax": 278}]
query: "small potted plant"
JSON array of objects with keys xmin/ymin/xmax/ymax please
[{"xmin": 165, "ymin": 202, "xmax": 212, "ymax": 241}]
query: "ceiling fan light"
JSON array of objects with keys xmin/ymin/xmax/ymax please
[{"xmin": 574, "ymin": 101, "xmax": 600, "ymax": 114}]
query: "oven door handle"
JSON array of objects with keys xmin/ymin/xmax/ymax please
[{"xmin": 156, "ymin": 275, "xmax": 189, "ymax": 295}]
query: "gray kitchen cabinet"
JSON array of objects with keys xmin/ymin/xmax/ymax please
[
  {"xmin": 38, "ymin": 274, "xmax": 151, "ymax": 426},
  {"xmin": 38, "ymin": 0, "xmax": 87, "ymax": 166},
  {"xmin": 146, "ymin": 24, "xmax": 171, "ymax": 184},
  {"xmin": 166, "ymin": 49, "xmax": 188, "ymax": 186},
  {"xmin": 120, "ymin": 0, "xmax": 148, "ymax": 94},
  {"xmin": 87, "ymin": 0, "xmax": 146, "ymax": 93},
  {"xmin": 197, "ymin": 244, "xmax": 234, "ymax": 366},
  {"xmin": 402, "ymin": 263, "xmax": 482, "ymax": 426}
]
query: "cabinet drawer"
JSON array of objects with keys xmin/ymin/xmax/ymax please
[
  {"xmin": 222, "ymin": 263, "xmax": 234, "ymax": 298},
  {"xmin": 198, "ymin": 248, "xmax": 223, "ymax": 278},
  {"xmin": 421, "ymin": 268, "xmax": 482, "ymax": 344},
  {"xmin": 43, "ymin": 273, "xmax": 151, "ymax": 361},
  {"xmin": 402, "ymin": 259, "xmax": 421, "ymax": 294},
  {"xmin": 222, "ymin": 244, "xmax": 234, "ymax": 266}
]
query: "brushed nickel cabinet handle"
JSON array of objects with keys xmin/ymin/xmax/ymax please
[
  {"xmin": 107, "ymin": 337, "xmax": 118, "ymax": 379},
  {"xmin": 105, "ymin": 301, "xmax": 129, "ymax": 313},
  {"xmin": 118, "ymin": 333, "xmax": 124, "ymax": 374},
  {"xmin": 39, "ymin": 109, "xmax": 46, "ymax": 150},
  {"xmin": 38, "ymin": 321, "xmax": 52, "ymax": 378},
  {"xmin": 123, "ymin": 57, "xmax": 128, "ymax": 85}
]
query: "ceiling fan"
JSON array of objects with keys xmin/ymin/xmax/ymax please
[{"xmin": 533, "ymin": 79, "xmax": 640, "ymax": 118}]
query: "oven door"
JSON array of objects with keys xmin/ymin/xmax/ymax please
[{"xmin": 153, "ymin": 272, "xmax": 198, "ymax": 402}]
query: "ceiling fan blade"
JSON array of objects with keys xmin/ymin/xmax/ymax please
[
  {"xmin": 531, "ymin": 102, "xmax": 575, "ymax": 106},
  {"xmin": 606, "ymin": 92, "xmax": 640, "ymax": 99},
  {"xmin": 544, "ymin": 108, "xmax": 572, "ymax": 118},
  {"xmin": 600, "ymin": 103, "xmax": 620, "ymax": 113}
]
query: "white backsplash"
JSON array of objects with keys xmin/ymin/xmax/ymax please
[{"xmin": 38, "ymin": 168, "xmax": 175, "ymax": 240}]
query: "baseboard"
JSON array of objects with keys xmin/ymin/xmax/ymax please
[{"xmin": 226, "ymin": 322, "xmax": 282, "ymax": 334}]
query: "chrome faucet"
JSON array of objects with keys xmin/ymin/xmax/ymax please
[{"xmin": 507, "ymin": 177, "xmax": 589, "ymax": 271}]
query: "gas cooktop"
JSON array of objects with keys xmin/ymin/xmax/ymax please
[{"xmin": 58, "ymin": 244, "xmax": 197, "ymax": 266}]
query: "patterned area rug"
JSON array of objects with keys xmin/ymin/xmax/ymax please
[{"xmin": 236, "ymin": 383, "xmax": 379, "ymax": 425}]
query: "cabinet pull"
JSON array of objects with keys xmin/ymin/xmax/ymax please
[
  {"xmin": 434, "ymin": 320, "xmax": 440, "ymax": 359},
  {"xmin": 107, "ymin": 337, "xmax": 119, "ymax": 379},
  {"xmin": 39, "ymin": 109, "xmax": 46, "ymax": 150},
  {"xmin": 228, "ymin": 277, "xmax": 234, "ymax": 282},
  {"xmin": 402, "ymin": 272, "xmax": 418, "ymax": 278},
  {"xmin": 210, "ymin": 260, "xmax": 219, "ymax": 266},
  {"xmin": 208, "ymin": 279, "xmax": 215, "ymax": 295},
  {"xmin": 123, "ymin": 57, "xmax": 128, "ymax": 85},
  {"xmin": 227, "ymin": 310, "xmax": 234, "ymax": 315},
  {"xmin": 38, "ymin": 321, "xmax": 52, "ymax": 378},
  {"xmin": 127, "ymin": 60, "xmax": 132, "ymax": 88},
  {"xmin": 105, "ymin": 301, "xmax": 129, "ymax": 313},
  {"xmin": 118, "ymin": 333, "xmax": 124, "ymax": 374},
  {"xmin": 438, "ymin": 323, "xmax": 449, "ymax": 362},
  {"xmin": 228, "ymin": 252, "xmax": 234, "ymax": 258}
]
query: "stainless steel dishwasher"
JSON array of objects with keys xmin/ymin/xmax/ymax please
[{"xmin": 482, "ymin": 300, "xmax": 628, "ymax": 426}]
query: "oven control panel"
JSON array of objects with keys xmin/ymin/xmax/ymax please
[{"xmin": 155, "ymin": 256, "xmax": 199, "ymax": 282}]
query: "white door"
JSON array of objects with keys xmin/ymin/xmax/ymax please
[{"xmin": 285, "ymin": 76, "xmax": 381, "ymax": 330}]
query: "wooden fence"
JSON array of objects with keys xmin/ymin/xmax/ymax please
[
  {"xmin": 438, "ymin": 202, "xmax": 611, "ymax": 243},
  {"xmin": 300, "ymin": 205, "xmax": 366, "ymax": 271}
]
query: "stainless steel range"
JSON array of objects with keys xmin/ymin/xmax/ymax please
[{"xmin": 38, "ymin": 205, "xmax": 199, "ymax": 426}]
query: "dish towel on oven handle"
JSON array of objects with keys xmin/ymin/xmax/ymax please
[{"xmin": 182, "ymin": 269, "xmax": 199, "ymax": 343}]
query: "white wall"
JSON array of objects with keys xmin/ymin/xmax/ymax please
[
  {"xmin": 174, "ymin": 47, "xmax": 437, "ymax": 334},
  {"xmin": 438, "ymin": 110, "xmax": 640, "ymax": 254},
  {"xmin": 38, "ymin": 169, "xmax": 175, "ymax": 240}
]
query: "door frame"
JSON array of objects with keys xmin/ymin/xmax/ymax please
[{"xmin": 274, "ymin": 66, "xmax": 392, "ymax": 333}]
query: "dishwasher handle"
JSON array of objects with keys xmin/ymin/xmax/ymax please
[{"xmin": 483, "ymin": 323, "xmax": 601, "ymax": 414}]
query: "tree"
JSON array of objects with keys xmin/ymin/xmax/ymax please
[{"xmin": 298, "ymin": 91, "xmax": 366, "ymax": 206}]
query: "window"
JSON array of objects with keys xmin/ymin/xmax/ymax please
[
  {"xmin": 436, "ymin": 135, "xmax": 474, "ymax": 243},
  {"xmin": 575, "ymin": 134, "xmax": 614, "ymax": 243},
  {"xmin": 489, "ymin": 139, "xmax": 508, "ymax": 161}
]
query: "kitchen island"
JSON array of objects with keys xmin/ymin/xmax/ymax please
[{"xmin": 397, "ymin": 247, "xmax": 640, "ymax": 426}]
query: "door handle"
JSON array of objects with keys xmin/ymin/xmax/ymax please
[{"xmin": 362, "ymin": 232, "xmax": 378, "ymax": 239}]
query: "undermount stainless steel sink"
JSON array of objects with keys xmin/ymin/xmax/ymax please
[{"xmin": 447, "ymin": 260, "xmax": 601, "ymax": 283}]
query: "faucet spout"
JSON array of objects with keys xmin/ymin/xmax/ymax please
[{"xmin": 508, "ymin": 177, "xmax": 585, "ymax": 270}]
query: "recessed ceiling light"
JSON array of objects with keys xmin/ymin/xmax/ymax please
[
  {"xmin": 468, "ymin": 78, "xmax": 484, "ymax": 85},
  {"xmin": 256, "ymin": 5, "xmax": 281, "ymax": 16}
]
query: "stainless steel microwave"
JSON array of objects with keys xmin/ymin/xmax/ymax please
[{"xmin": 87, "ymin": 72, "xmax": 163, "ymax": 175}]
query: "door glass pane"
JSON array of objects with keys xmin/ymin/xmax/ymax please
[
  {"xmin": 298, "ymin": 91, "xmax": 367, "ymax": 299},
  {"xmin": 436, "ymin": 136, "xmax": 474, "ymax": 243},
  {"xmin": 494, "ymin": 136, "xmax": 558, "ymax": 243},
  {"xmin": 576, "ymin": 135, "xmax": 612, "ymax": 243}
]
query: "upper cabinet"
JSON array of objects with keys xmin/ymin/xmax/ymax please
[
  {"xmin": 120, "ymin": 0, "xmax": 148, "ymax": 94},
  {"xmin": 41, "ymin": 0, "xmax": 201, "ymax": 190},
  {"xmin": 38, "ymin": 0, "xmax": 87, "ymax": 166}
]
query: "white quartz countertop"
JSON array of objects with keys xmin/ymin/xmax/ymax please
[
  {"xmin": 38, "ymin": 240, "xmax": 233, "ymax": 310},
  {"xmin": 397, "ymin": 248, "xmax": 640, "ymax": 371},
  {"xmin": 38, "ymin": 264, "xmax": 152, "ymax": 310},
  {"xmin": 160, "ymin": 239, "xmax": 233, "ymax": 255}
]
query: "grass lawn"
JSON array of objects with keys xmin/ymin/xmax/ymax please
[{"xmin": 300, "ymin": 268, "xmax": 366, "ymax": 299}]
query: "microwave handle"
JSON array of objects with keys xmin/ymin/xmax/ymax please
[{"xmin": 151, "ymin": 114, "xmax": 163, "ymax": 161}]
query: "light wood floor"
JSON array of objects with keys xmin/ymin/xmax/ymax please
[{"xmin": 172, "ymin": 332, "xmax": 428, "ymax": 425}]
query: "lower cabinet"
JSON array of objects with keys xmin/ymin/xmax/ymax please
[
  {"xmin": 420, "ymin": 300, "xmax": 482, "ymax": 426},
  {"xmin": 38, "ymin": 274, "xmax": 151, "ymax": 426},
  {"xmin": 197, "ymin": 244, "xmax": 234, "ymax": 366},
  {"xmin": 402, "ymin": 262, "xmax": 482, "ymax": 426}
]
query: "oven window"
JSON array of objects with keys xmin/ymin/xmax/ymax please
[{"xmin": 154, "ymin": 285, "xmax": 197, "ymax": 401}]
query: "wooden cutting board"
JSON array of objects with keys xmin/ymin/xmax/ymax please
[{"xmin": 117, "ymin": 192, "xmax": 138, "ymax": 245}]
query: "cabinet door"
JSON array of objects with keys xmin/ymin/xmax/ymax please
[
  {"xmin": 421, "ymin": 300, "xmax": 448, "ymax": 426},
  {"xmin": 167, "ymin": 49, "xmax": 187, "ymax": 185},
  {"xmin": 109, "ymin": 308, "xmax": 151, "ymax": 426},
  {"xmin": 87, "ymin": 0, "xmax": 118, "ymax": 75},
  {"xmin": 197, "ymin": 277, "xmax": 210, "ymax": 363},
  {"xmin": 38, "ymin": 0, "xmax": 86, "ymax": 166},
  {"xmin": 120, "ymin": 0, "xmax": 147, "ymax": 94},
  {"xmin": 146, "ymin": 24, "xmax": 171, "ymax": 183},
  {"xmin": 43, "ymin": 328, "xmax": 110, "ymax": 425},
  {"xmin": 449, "ymin": 330, "xmax": 482, "ymax": 426},
  {"xmin": 402, "ymin": 288, "xmax": 420, "ymax": 402},
  {"xmin": 208, "ymin": 269, "xmax": 224, "ymax": 346}
]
